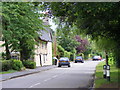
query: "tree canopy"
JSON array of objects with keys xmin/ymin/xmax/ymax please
[
  {"xmin": 45, "ymin": 2, "xmax": 120, "ymax": 67},
  {"xmin": 2, "ymin": 2, "xmax": 45, "ymax": 60}
]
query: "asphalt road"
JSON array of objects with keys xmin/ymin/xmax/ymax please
[{"xmin": 1, "ymin": 60, "xmax": 101, "ymax": 89}]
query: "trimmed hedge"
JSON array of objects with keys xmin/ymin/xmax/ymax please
[
  {"xmin": 1, "ymin": 59, "xmax": 24, "ymax": 71},
  {"xmin": 1, "ymin": 59, "xmax": 36, "ymax": 72},
  {"xmin": 22, "ymin": 60, "xmax": 36, "ymax": 69},
  {"xmin": 11, "ymin": 59, "xmax": 24, "ymax": 71},
  {"xmin": 1, "ymin": 60, "xmax": 12, "ymax": 71}
]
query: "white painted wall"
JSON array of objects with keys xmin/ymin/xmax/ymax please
[
  {"xmin": 34, "ymin": 54, "xmax": 40, "ymax": 66},
  {"xmin": 34, "ymin": 42, "xmax": 52, "ymax": 66},
  {"xmin": 0, "ymin": 41, "xmax": 5, "ymax": 53}
]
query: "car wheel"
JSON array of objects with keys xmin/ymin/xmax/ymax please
[
  {"xmin": 68, "ymin": 65, "xmax": 70, "ymax": 67},
  {"xmin": 58, "ymin": 65, "xmax": 61, "ymax": 67},
  {"xmin": 75, "ymin": 61, "xmax": 77, "ymax": 63}
]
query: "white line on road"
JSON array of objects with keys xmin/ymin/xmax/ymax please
[
  {"xmin": 29, "ymin": 75, "xmax": 59, "ymax": 88},
  {"xmin": 52, "ymin": 75, "xmax": 58, "ymax": 78},
  {"xmin": 29, "ymin": 83, "xmax": 41, "ymax": 88},
  {"xmin": 44, "ymin": 78, "xmax": 52, "ymax": 82}
]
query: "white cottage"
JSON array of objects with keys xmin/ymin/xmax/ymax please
[{"xmin": 34, "ymin": 17, "xmax": 52, "ymax": 66}]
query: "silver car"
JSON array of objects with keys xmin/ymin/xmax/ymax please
[{"xmin": 58, "ymin": 57, "xmax": 70, "ymax": 67}]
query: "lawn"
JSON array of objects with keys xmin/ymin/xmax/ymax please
[
  {"xmin": 0, "ymin": 70, "xmax": 17, "ymax": 74},
  {"xmin": 94, "ymin": 61, "xmax": 120, "ymax": 88}
]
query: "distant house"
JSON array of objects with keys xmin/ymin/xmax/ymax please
[{"xmin": 34, "ymin": 17, "xmax": 52, "ymax": 66}]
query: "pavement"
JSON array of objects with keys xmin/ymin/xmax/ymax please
[{"xmin": 0, "ymin": 65, "xmax": 57, "ymax": 82}]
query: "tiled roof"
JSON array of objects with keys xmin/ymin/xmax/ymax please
[{"xmin": 38, "ymin": 21, "xmax": 52, "ymax": 42}]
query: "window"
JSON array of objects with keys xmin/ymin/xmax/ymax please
[
  {"xmin": 45, "ymin": 42, "xmax": 47, "ymax": 49},
  {"xmin": 42, "ymin": 43, "xmax": 44, "ymax": 49}
]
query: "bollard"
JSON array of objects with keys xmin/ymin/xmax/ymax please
[
  {"xmin": 106, "ymin": 65, "xmax": 110, "ymax": 81},
  {"xmin": 103, "ymin": 65, "xmax": 107, "ymax": 78}
]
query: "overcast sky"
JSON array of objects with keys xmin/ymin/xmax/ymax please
[{"xmin": 49, "ymin": 18, "xmax": 58, "ymax": 31}]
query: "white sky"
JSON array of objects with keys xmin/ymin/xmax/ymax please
[
  {"xmin": 38, "ymin": 10, "xmax": 57, "ymax": 31},
  {"xmin": 49, "ymin": 18, "xmax": 58, "ymax": 31}
]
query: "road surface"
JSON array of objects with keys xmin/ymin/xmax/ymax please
[{"xmin": 1, "ymin": 60, "xmax": 101, "ymax": 89}]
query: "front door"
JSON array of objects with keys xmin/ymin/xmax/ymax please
[{"xmin": 39, "ymin": 54, "xmax": 42, "ymax": 66}]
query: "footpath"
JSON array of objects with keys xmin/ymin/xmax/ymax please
[{"xmin": 0, "ymin": 65, "xmax": 57, "ymax": 82}]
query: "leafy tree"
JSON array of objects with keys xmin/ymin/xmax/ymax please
[
  {"xmin": 75, "ymin": 35, "xmax": 89, "ymax": 53},
  {"xmin": 2, "ymin": 2, "xmax": 44, "ymax": 60},
  {"xmin": 56, "ymin": 23, "xmax": 79, "ymax": 53},
  {"xmin": 45, "ymin": 2, "xmax": 120, "ymax": 67}
]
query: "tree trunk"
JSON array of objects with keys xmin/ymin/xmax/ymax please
[
  {"xmin": 20, "ymin": 40, "xmax": 24, "ymax": 61},
  {"xmin": 5, "ymin": 39, "xmax": 11, "ymax": 60},
  {"xmin": 105, "ymin": 51, "xmax": 109, "ymax": 65}
]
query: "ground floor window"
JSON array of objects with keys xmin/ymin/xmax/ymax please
[{"xmin": 43, "ymin": 54, "xmax": 47, "ymax": 63}]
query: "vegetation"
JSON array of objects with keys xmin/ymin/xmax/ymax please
[
  {"xmin": 22, "ymin": 60, "xmax": 36, "ymax": 69},
  {"xmin": 1, "ymin": 59, "xmax": 24, "ymax": 71},
  {"xmin": 0, "ymin": 70, "xmax": 17, "ymax": 74},
  {"xmin": 1, "ymin": 59, "xmax": 36, "ymax": 73},
  {"xmin": 1, "ymin": 2, "xmax": 45, "ymax": 60},
  {"xmin": 45, "ymin": 2, "xmax": 120, "ymax": 68},
  {"xmin": 12, "ymin": 59, "xmax": 24, "ymax": 71},
  {"xmin": 51, "ymin": 17, "xmax": 91, "ymax": 60},
  {"xmin": 95, "ymin": 61, "xmax": 120, "ymax": 88},
  {"xmin": 1, "ymin": 60, "xmax": 12, "ymax": 71}
]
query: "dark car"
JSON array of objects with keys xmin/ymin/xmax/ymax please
[
  {"xmin": 75, "ymin": 56, "xmax": 84, "ymax": 63},
  {"xmin": 58, "ymin": 57, "xmax": 70, "ymax": 67},
  {"xmin": 92, "ymin": 56, "xmax": 102, "ymax": 61}
]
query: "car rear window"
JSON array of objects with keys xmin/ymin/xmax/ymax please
[
  {"xmin": 76, "ymin": 57, "xmax": 82, "ymax": 59},
  {"xmin": 93, "ymin": 56, "xmax": 100, "ymax": 58},
  {"xmin": 59, "ymin": 58, "xmax": 69, "ymax": 61}
]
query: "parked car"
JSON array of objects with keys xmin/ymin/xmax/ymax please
[
  {"xmin": 92, "ymin": 56, "xmax": 102, "ymax": 61},
  {"xmin": 75, "ymin": 56, "xmax": 84, "ymax": 63},
  {"xmin": 58, "ymin": 57, "xmax": 70, "ymax": 67}
]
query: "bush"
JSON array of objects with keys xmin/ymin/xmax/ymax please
[
  {"xmin": 22, "ymin": 60, "xmax": 36, "ymax": 69},
  {"xmin": 64, "ymin": 51, "xmax": 71, "ymax": 59},
  {"xmin": 1, "ymin": 60, "xmax": 12, "ymax": 71},
  {"xmin": 57, "ymin": 45, "xmax": 65, "ymax": 57},
  {"xmin": 11, "ymin": 59, "xmax": 24, "ymax": 71}
]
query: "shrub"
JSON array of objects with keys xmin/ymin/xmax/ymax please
[
  {"xmin": 64, "ymin": 51, "xmax": 71, "ymax": 59},
  {"xmin": 22, "ymin": 60, "xmax": 36, "ymax": 69},
  {"xmin": 11, "ymin": 59, "xmax": 24, "ymax": 71},
  {"xmin": 57, "ymin": 45, "xmax": 65, "ymax": 57},
  {"xmin": 1, "ymin": 60, "xmax": 12, "ymax": 71}
]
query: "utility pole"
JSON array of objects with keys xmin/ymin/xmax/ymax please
[{"xmin": 53, "ymin": 30, "xmax": 57, "ymax": 57}]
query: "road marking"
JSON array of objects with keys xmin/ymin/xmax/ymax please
[
  {"xmin": 29, "ymin": 75, "xmax": 59, "ymax": 88},
  {"xmin": 52, "ymin": 75, "xmax": 58, "ymax": 78},
  {"xmin": 29, "ymin": 83, "xmax": 41, "ymax": 88},
  {"xmin": 44, "ymin": 78, "xmax": 52, "ymax": 82}
]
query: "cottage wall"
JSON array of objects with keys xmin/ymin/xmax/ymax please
[
  {"xmin": 34, "ymin": 41, "xmax": 52, "ymax": 67},
  {"xmin": 0, "ymin": 41, "xmax": 5, "ymax": 53}
]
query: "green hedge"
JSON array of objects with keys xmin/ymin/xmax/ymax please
[
  {"xmin": 22, "ymin": 60, "xmax": 36, "ymax": 69},
  {"xmin": 1, "ymin": 59, "xmax": 24, "ymax": 71},
  {"xmin": 11, "ymin": 59, "xmax": 24, "ymax": 71},
  {"xmin": 1, "ymin": 60, "xmax": 12, "ymax": 71}
]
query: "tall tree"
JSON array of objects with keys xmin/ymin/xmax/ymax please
[
  {"xmin": 45, "ymin": 2, "xmax": 120, "ymax": 67},
  {"xmin": 2, "ymin": 2, "xmax": 44, "ymax": 60}
]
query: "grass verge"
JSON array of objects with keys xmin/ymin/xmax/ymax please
[
  {"xmin": 94, "ymin": 61, "xmax": 120, "ymax": 88},
  {"xmin": 0, "ymin": 70, "xmax": 17, "ymax": 74}
]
